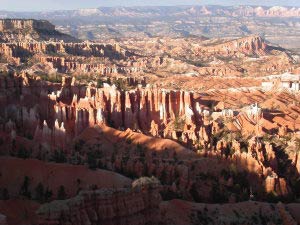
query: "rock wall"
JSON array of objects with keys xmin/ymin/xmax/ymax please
[
  {"xmin": 197, "ymin": 35, "xmax": 269, "ymax": 57},
  {"xmin": 0, "ymin": 19, "xmax": 55, "ymax": 32}
]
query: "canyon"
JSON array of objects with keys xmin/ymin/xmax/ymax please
[
  {"xmin": 2, "ymin": 5, "xmax": 300, "ymax": 53},
  {"xmin": 0, "ymin": 17, "xmax": 300, "ymax": 225}
]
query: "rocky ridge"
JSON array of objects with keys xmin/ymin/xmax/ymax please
[{"xmin": 37, "ymin": 177, "xmax": 161, "ymax": 225}]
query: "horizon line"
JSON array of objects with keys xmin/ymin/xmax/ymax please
[{"xmin": 1, "ymin": 4, "xmax": 300, "ymax": 13}]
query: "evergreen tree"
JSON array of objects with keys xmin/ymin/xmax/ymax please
[
  {"xmin": 20, "ymin": 176, "xmax": 31, "ymax": 198},
  {"xmin": 52, "ymin": 150, "xmax": 67, "ymax": 163},
  {"xmin": 34, "ymin": 182, "xmax": 44, "ymax": 202},
  {"xmin": 17, "ymin": 146, "xmax": 30, "ymax": 159},
  {"xmin": 87, "ymin": 152, "xmax": 97, "ymax": 170},
  {"xmin": 44, "ymin": 187, "xmax": 53, "ymax": 202},
  {"xmin": 1, "ymin": 188, "xmax": 9, "ymax": 200},
  {"xmin": 57, "ymin": 185, "xmax": 67, "ymax": 200}
]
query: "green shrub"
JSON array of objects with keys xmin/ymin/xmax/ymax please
[
  {"xmin": 51, "ymin": 150, "xmax": 67, "ymax": 163},
  {"xmin": 17, "ymin": 146, "xmax": 30, "ymax": 159},
  {"xmin": 87, "ymin": 152, "xmax": 97, "ymax": 170}
]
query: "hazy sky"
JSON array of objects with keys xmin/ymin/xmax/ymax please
[{"xmin": 1, "ymin": 0, "xmax": 300, "ymax": 11}]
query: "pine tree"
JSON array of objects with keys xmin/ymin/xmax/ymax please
[
  {"xmin": 44, "ymin": 187, "xmax": 52, "ymax": 202},
  {"xmin": 34, "ymin": 182, "xmax": 44, "ymax": 202},
  {"xmin": 20, "ymin": 176, "xmax": 31, "ymax": 198},
  {"xmin": 1, "ymin": 188, "xmax": 9, "ymax": 200},
  {"xmin": 57, "ymin": 185, "xmax": 67, "ymax": 200}
]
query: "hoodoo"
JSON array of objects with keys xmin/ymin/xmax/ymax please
[{"xmin": 0, "ymin": 5, "xmax": 300, "ymax": 225}]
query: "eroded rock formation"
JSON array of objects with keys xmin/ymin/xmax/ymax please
[
  {"xmin": 197, "ymin": 35, "xmax": 269, "ymax": 57},
  {"xmin": 37, "ymin": 177, "xmax": 161, "ymax": 225},
  {"xmin": 0, "ymin": 73, "xmax": 296, "ymax": 202}
]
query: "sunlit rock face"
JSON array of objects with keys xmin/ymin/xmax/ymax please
[{"xmin": 0, "ymin": 74, "xmax": 200, "ymax": 150}]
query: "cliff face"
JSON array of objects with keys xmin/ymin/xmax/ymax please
[
  {"xmin": 0, "ymin": 19, "xmax": 77, "ymax": 42},
  {"xmin": 0, "ymin": 19, "xmax": 55, "ymax": 32},
  {"xmin": 197, "ymin": 36, "xmax": 269, "ymax": 57},
  {"xmin": 37, "ymin": 177, "xmax": 161, "ymax": 225}
]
